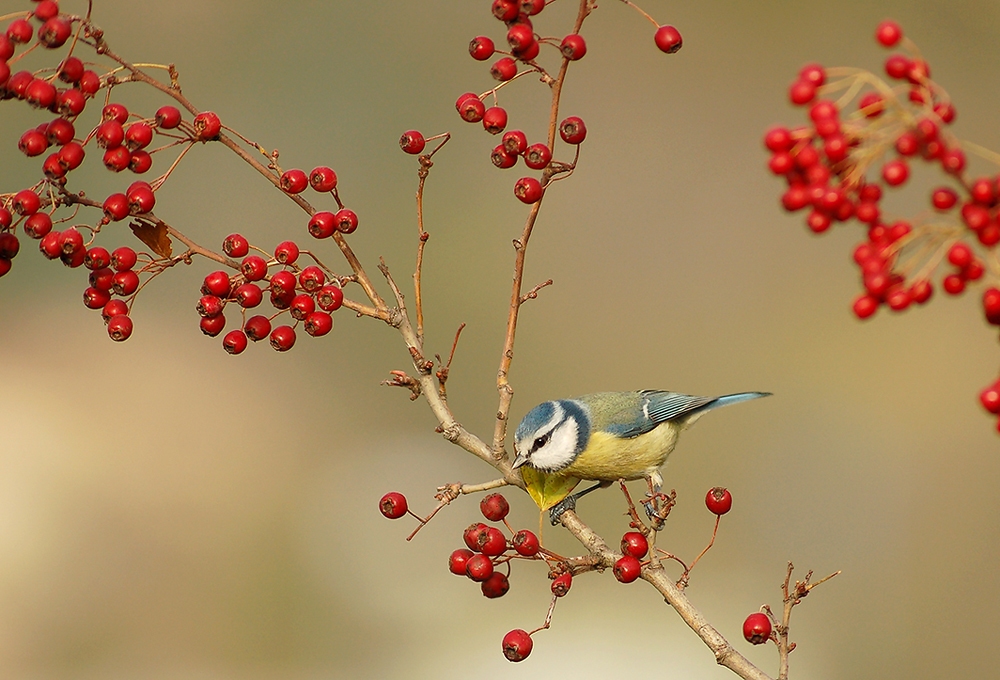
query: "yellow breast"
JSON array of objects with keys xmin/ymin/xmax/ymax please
[{"xmin": 559, "ymin": 423, "xmax": 680, "ymax": 482}]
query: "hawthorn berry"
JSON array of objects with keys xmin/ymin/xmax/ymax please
[
  {"xmin": 379, "ymin": 491, "xmax": 408, "ymax": 519},
  {"xmin": 465, "ymin": 554, "xmax": 494, "ymax": 582},
  {"xmin": 82, "ymin": 287, "xmax": 110, "ymax": 310},
  {"xmin": 788, "ymin": 80, "xmax": 816, "ymax": 106},
  {"xmin": 0, "ymin": 233, "xmax": 19, "ymax": 259},
  {"xmin": 274, "ymin": 240, "xmax": 299, "ymax": 265},
  {"xmin": 280, "ymin": 168, "xmax": 308, "ymax": 194},
  {"xmin": 197, "ymin": 295, "xmax": 225, "ymax": 318},
  {"xmin": 112, "ymin": 270, "xmax": 140, "ymax": 296},
  {"xmin": 621, "ymin": 531, "xmax": 649, "ymax": 559},
  {"xmin": 304, "ymin": 311, "xmax": 333, "ymax": 337},
  {"xmin": 464, "ymin": 523, "xmax": 490, "ymax": 552},
  {"xmin": 234, "ymin": 283, "xmax": 263, "ymax": 308},
  {"xmin": 103, "ymin": 146, "xmax": 132, "ymax": 172},
  {"xmin": 19, "ymin": 129, "xmax": 48, "ymax": 157},
  {"xmin": 560, "ymin": 34, "xmax": 586, "ymax": 60},
  {"xmin": 931, "ymin": 187, "xmax": 958, "ymax": 211},
  {"xmin": 524, "ymin": 143, "xmax": 551, "ymax": 170},
  {"xmin": 335, "ymin": 208, "xmax": 359, "ymax": 234},
  {"xmin": 490, "ymin": 57, "xmax": 517, "ymax": 82},
  {"xmin": 743, "ymin": 612, "xmax": 772, "ymax": 645},
  {"xmin": 317, "ymin": 285, "xmax": 344, "ymax": 311},
  {"xmin": 199, "ymin": 314, "xmax": 226, "ymax": 337},
  {"xmin": 399, "ymin": 130, "xmax": 425, "ymax": 155},
  {"xmin": 941, "ymin": 148, "xmax": 966, "ymax": 174},
  {"xmin": 457, "ymin": 94, "xmax": 486, "ymax": 123},
  {"xmin": 39, "ymin": 231, "xmax": 62, "ymax": 259},
  {"xmin": 506, "ymin": 23, "xmax": 534, "ymax": 52},
  {"xmin": 46, "ymin": 118, "xmax": 75, "ymax": 145},
  {"xmin": 943, "ymin": 274, "xmax": 965, "ymax": 295},
  {"xmin": 107, "ymin": 314, "xmax": 134, "ymax": 342},
  {"xmin": 308, "ymin": 211, "xmax": 337, "ymax": 239},
  {"xmin": 244, "ymin": 315, "xmax": 272, "ymax": 342},
  {"xmin": 480, "ymin": 493, "xmax": 510, "ymax": 522},
  {"xmin": 551, "ymin": 571, "xmax": 572, "ymax": 597},
  {"xmin": 155, "ymin": 105, "xmax": 182, "ymax": 129},
  {"xmin": 523, "ymin": 0, "xmax": 546, "ymax": 15},
  {"xmin": 481, "ymin": 572, "xmax": 510, "ymax": 599},
  {"xmin": 654, "ymin": 25, "xmax": 683, "ymax": 54},
  {"xmin": 882, "ymin": 159, "xmax": 909, "ymax": 186},
  {"xmin": 483, "ymin": 106, "xmax": 508, "ymax": 135},
  {"xmin": 110, "ymin": 247, "xmax": 136, "ymax": 272},
  {"xmin": 705, "ymin": 487, "xmax": 733, "ymax": 515},
  {"xmin": 492, "ymin": 145, "xmax": 517, "ymax": 169},
  {"xmin": 0, "ymin": 258, "xmax": 11, "ymax": 277},
  {"xmin": 469, "ymin": 35, "xmax": 495, "ymax": 61},
  {"xmin": 96, "ymin": 120, "xmax": 125, "ymax": 149},
  {"xmin": 299, "ymin": 265, "xmax": 326, "ymax": 291},
  {"xmin": 559, "ymin": 116, "xmax": 587, "ymax": 145},
  {"xmin": 223, "ymin": 329, "xmax": 248, "ymax": 355},
  {"xmin": 129, "ymin": 153, "xmax": 152, "ymax": 178},
  {"xmin": 502, "ymin": 130, "xmax": 528, "ymax": 156},
  {"xmin": 127, "ymin": 185, "xmax": 156, "ymax": 215},
  {"xmin": 202, "ymin": 270, "xmax": 232, "ymax": 297},
  {"xmin": 25, "ymin": 78, "xmax": 57, "ymax": 109},
  {"xmin": 875, "ymin": 20, "xmax": 903, "ymax": 47},
  {"xmin": 514, "ymin": 177, "xmax": 543, "ymax": 203},
  {"xmin": 512, "ymin": 39, "xmax": 539, "ymax": 62},
  {"xmin": 449, "ymin": 548, "xmax": 474, "ymax": 576},
  {"xmin": 492, "ymin": 0, "xmax": 519, "ymax": 22},
  {"xmin": 6, "ymin": 70, "xmax": 34, "ymax": 99},
  {"xmin": 13, "ymin": 189, "xmax": 41, "ymax": 216},
  {"xmin": 241, "ymin": 255, "xmax": 268, "ymax": 281},
  {"xmin": 102, "ymin": 299, "xmax": 128, "ymax": 322},
  {"xmin": 502, "ymin": 629, "xmax": 532, "ymax": 662},
  {"xmin": 479, "ymin": 527, "xmax": 508, "ymax": 557},
  {"xmin": 125, "ymin": 122, "xmax": 153, "ymax": 150},
  {"xmin": 269, "ymin": 325, "xmax": 296, "ymax": 351},
  {"xmin": 613, "ymin": 555, "xmax": 642, "ymax": 583},
  {"xmin": 290, "ymin": 293, "xmax": 316, "ymax": 320},
  {"xmin": 309, "ymin": 166, "xmax": 338, "ymax": 192},
  {"xmin": 193, "ymin": 111, "xmax": 222, "ymax": 140},
  {"xmin": 89, "ymin": 267, "xmax": 114, "ymax": 291},
  {"xmin": 512, "ymin": 529, "xmax": 539, "ymax": 556},
  {"xmin": 58, "ymin": 142, "xmax": 85, "ymax": 170}
]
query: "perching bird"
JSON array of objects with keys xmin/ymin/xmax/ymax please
[{"xmin": 511, "ymin": 390, "xmax": 770, "ymax": 520}]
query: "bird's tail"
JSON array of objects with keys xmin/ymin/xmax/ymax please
[{"xmin": 684, "ymin": 391, "xmax": 771, "ymax": 425}]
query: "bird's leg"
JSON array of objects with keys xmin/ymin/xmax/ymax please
[
  {"xmin": 548, "ymin": 481, "xmax": 610, "ymax": 525},
  {"xmin": 642, "ymin": 475, "xmax": 676, "ymax": 529}
]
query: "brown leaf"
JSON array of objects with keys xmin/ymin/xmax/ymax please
[{"xmin": 129, "ymin": 219, "xmax": 172, "ymax": 258}]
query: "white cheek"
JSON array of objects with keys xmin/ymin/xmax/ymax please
[{"xmin": 531, "ymin": 419, "xmax": 579, "ymax": 471}]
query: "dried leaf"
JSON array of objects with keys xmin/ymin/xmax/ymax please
[{"xmin": 129, "ymin": 219, "xmax": 172, "ymax": 258}]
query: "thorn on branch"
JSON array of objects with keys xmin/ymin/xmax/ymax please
[{"xmin": 382, "ymin": 370, "xmax": 421, "ymax": 400}]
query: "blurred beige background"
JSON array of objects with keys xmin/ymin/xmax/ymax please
[{"xmin": 2, "ymin": 0, "xmax": 999, "ymax": 678}]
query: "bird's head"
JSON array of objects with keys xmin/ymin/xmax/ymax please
[{"xmin": 512, "ymin": 399, "xmax": 590, "ymax": 472}]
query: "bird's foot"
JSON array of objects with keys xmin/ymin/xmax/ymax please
[
  {"xmin": 548, "ymin": 495, "xmax": 578, "ymax": 525},
  {"xmin": 642, "ymin": 489, "xmax": 677, "ymax": 529}
]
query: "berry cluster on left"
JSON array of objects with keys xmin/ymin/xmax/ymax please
[{"xmin": 1, "ymin": 1, "xmax": 355, "ymax": 351}]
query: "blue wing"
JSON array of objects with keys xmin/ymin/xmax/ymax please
[{"xmin": 607, "ymin": 391, "xmax": 769, "ymax": 438}]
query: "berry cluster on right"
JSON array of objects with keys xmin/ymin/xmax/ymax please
[{"xmin": 764, "ymin": 20, "xmax": 1000, "ymax": 430}]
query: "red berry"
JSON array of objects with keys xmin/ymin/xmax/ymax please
[
  {"xmin": 124, "ymin": 122, "xmax": 153, "ymax": 150},
  {"xmin": 886, "ymin": 286, "xmax": 911, "ymax": 311},
  {"xmin": 335, "ymin": 208, "xmax": 359, "ymax": 234},
  {"xmin": 943, "ymin": 273, "xmax": 966, "ymax": 295},
  {"xmin": 193, "ymin": 111, "xmax": 222, "ymax": 140},
  {"xmin": 314, "ymin": 285, "xmax": 343, "ymax": 312},
  {"xmin": 947, "ymin": 242, "xmax": 973, "ymax": 269},
  {"xmin": 491, "ymin": 57, "xmax": 517, "ymax": 82},
  {"xmin": 78, "ymin": 69, "xmax": 100, "ymax": 95},
  {"xmin": 241, "ymin": 255, "xmax": 268, "ymax": 281},
  {"xmin": 983, "ymin": 288, "xmax": 1000, "ymax": 325},
  {"xmin": 6, "ymin": 18, "xmax": 34, "ymax": 44},
  {"xmin": 506, "ymin": 23, "xmax": 534, "ymax": 52},
  {"xmin": 481, "ymin": 572, "xmax": 510, "ymax": 599},
  {"xmin": 559, "ymin": 116, "xmax": 587, "ymax": 145},
  {"xmin": 224, "ymin": 233, "xmax": 250, "ymax": 257},
  {"xmin": 273, "ymin": 240, "xmax": 299, "ymax": 265},
  {"xmin": 853, "ymin": 294, "xmax": 879, "ymax": 319},
  {"xmin": 479, "ymin": 527, "xmax": 507, "ymax": 556},
  {"xmin": 304, "ymin": 311, "xmax": 333, "ymax": 337},
  {"xmin": 308, "ymin": 211, "xmax": 337, "ymax": 239},
  {"xmin": 492, "ymin": 145, "xmax": 517, "ymax": 169},
  {"xmin": 112, "ymin": 270, "xmax": 140, "ymax": 296},
  {"xmin": 480, "ymin": 493, "xmax": 510, "ymax": 522},
  {"xmin": 911, "ymin": 280, "xmax": 933, "ymax": 304},
  {"xmin": 524, "ymin": 143, "xmax": 551, "ymax": 170},
  {"xmin": 197, "ymin": 295, "xmax": 225, "ymax": 318},
  {"xmin": 799, "ymin": 62, "xmax": 826, "ymax": 87},
  {"xmin": 14, "ymin": 190, "xmax": 41, "ymax": 216},
  {"xmin": 101, "ymin": 299, "xmax": 128, "ymax": 323},
  {"xmin": 875, "ymin": 20, "xmax": 903, "ymax": 47},
  {"xmin": 89, "ymin": 267, "xmax": 114, "ymax": 291},
  {"xmin": 885, "ymin": 54, "xmax": 911, "ymax": 79},
  {"xmin": 551, "ymin": 571, "xmax": 572, "ymax": 597},
  {"xmin": 788, "ymin": 80, "xmax": 816, "ymax": 105},
  {"xmin": 199, "ymin": 314, "xmax": 226, "ymax": 337},
  {"xmin": 0, "ymin": 257, "xmax": 11, "ymax": 278},
  {"xmin": 19, "ymin": 129, "xmax": 48, "ymax": 157},
  {"xmin": 202, "ymin": 270, "xmax": 231, "ymax": 296},
  {"xmin": 244, "ymin": 315, "xmax": 272, "ymax": 342},
  {"xmin": 457, "ymin": 95, "xmax": 486, "ymax": 123},
  {"xmin": 45, "ymin": 118, "xmax": 75, "ymax": 146},
  {"xmin": 309, "ymin": 166, "xmax": 338, "ymax": 191},
  {"xmin": 858, "ymin": 92, "xmax": 884, "ymax": 118},
  {"xmin": 299, "ymin": 265, "xmax": 326, "ymax": 291},
  {"xmin": 290, "ymin": 293, "xmax": 316, "ymax": 320},
  {"xmin": 514, "ymin": 176, "xmax": 543, "ymax": 203},
  {"xmin": 654, "ymin": 25, "xmax": 682, "ymax": 53},
  {"xmin": 941, "ymin": 148, "xmax": 966, "ymax": 174},
  {"xmin": 469, "ymin": 35, "xmax": 495, "ymax": 61},
  {"xmin": 513, "ymin": 39, "xmax": 540, "ymax": 61},
  {"xmin": 482, "ymin": 106, "xmax": 508, "ymax": 135},
  {"xmin": 613, "ymin": 555, "xmax": 642, "ymax": 583},
  {"xmin": 58, "ymin": 142, "xmax": 85, "ymax": 170},
  {"xmin": 234, "ymin": 282, "xmax": 263, "ymax": 308},
  {"xmin": 103, "ymin": 146, "xmax": 132, "ymax": 172},
  {"xmin": 763, "ymin": 126, "xmax": 793, "ymax": 152},
  {"xmin": 502, "ymin": 130, "xmax": 528, "ymax": 156},
  {"xmin": 743, "ymin": 612, "xmax": 772, "ymax": 645},
  {"xmin": 560, "ymin": 33, "xmax": 586, "ymax": 60},
  {"xmin": 155, "ymin": 105, "xmax": 182, "ymax": 129},
  {"xmin": 96, "ymin": 120, "xmax": 124, "ymax": 149},
  {"xmin": 464, "ymin": 523, "xmax": 489, "ymax": 552},
  {"xmin": 448, "ymin": 548, "xmax": 474, "ymax": 575},
  {"xmin": 882, "ymin": 159, "xmax": 909, "ymax": 186},
  {"xmin": 37, "ymin": 16, "xmax": 69, "ymax": 48},
  {"xmin": 980, "ymin": 383, "xmax": 1000, "ymax": 414},
  {"xmin": 512, "ymin": 529, "xmax": 539, "ymax": 556},
  {"xmin": 399, "ymin": 130, "xmax": 426, "ymax": 154},
  {"xmin": 523, "ymin": 0, "xmax": 546, "ymax": 16},
  {"xmin": 269, "ymin": 325, "xmax": 296, "ymax": 351},
  {"xmin": 931, "ymin": 187, "xmax": 958, "ymax": 211},
  {"xmin": 39, "ymin": 231, "xmax": 63, "ymax": 260},
  {"xmin": 465, "ymin": 553, "xmax": 494, "ymax": 582},
  {"xmin": 379, "ymin": 491, "xmax": 408, "ymax": 519},
  {"xmin": 280, "ymin": 168, "xmax": 308, "ymax": 194},
  {"xmin": 269, "ymin": 270, "xmax": 297, "ymax": 296},
  {"xmin": 705, "ymin": 487, "xmax": 733, "ymax": 515},
  {"xmin": 111, "ymin": 246, "xmax": 137, "ymax": 271},
  {"xmin": 621, "ymin": 531, "xmax": 649, "ymax": 559},
  {"xmin": 107, "ymin": 314, "xmax": 133, "ymax": 342},
  {"xmin": 502, "ymin": 629, "xmax": 533, "ymax": 662},
  {"xmin": 0, "ymin": 232, "xmax": 19, "ymax": 259},
  {"xmin": 492, "ymin": 0, "xmax": 519, "ymax": 22},
  {"xmin": 127, "ymin": 185, "xmax": 155, "ymax": 215},
  {"xmin": 223, "ymin": 329, "xmax": 248, "ymax": 355}
]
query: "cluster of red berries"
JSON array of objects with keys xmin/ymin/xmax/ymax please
[
  {"xmin": 199, "ymin": 232, "xmax": 345, "ymax": 354},
  {"xmin": 766, "ymin": 20, "xmax": 1000, "ymax": 429}
]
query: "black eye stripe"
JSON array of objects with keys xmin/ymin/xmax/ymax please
[{"xmin": 531, "ymin": 433, "xmax": 549, "ymax": 453}]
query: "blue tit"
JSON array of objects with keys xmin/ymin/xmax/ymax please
[{"xmin": 511, "ymin": 390, "xmax": 770, "ymax": 517}]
